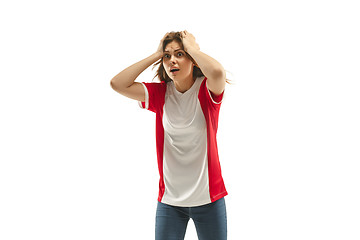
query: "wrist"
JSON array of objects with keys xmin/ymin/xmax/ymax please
[
  {"xmin": 155, "ymin": 51, "xmax": 163, "ymax": 58},
  {"xmin": 185, "ymin": 44, "xmax": 200, "ymax": 52},
  {"xmin": 152, "ymin": 51, "xmax": 163, "ymax": 61},
  {"xmin": 185, "ymin": 46, "xmax": 200, "ymax": 55}
]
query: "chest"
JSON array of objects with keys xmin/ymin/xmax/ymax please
[{"xmin": 162, "ymin": 88, "xmax": 206, "ymax": 136}]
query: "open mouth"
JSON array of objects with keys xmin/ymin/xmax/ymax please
[{"xmin": 170, "ymin": 68, "xmax": 180, "ymax": 73}]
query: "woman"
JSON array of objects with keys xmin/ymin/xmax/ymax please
[{"xmin": 111, "ymin": 31, "xmax": 228, "ymax": 240}]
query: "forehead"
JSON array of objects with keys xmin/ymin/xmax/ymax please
[{"xmin": 164, "ymin": 41, "xmax": 183, "ymax": 52}]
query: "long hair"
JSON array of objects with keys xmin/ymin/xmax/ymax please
[{"xmin": 153, "ymin": 32, "xmax": 204, "ymax": 83}]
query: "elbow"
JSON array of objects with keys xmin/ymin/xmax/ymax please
[
  {"xmin": 110, "ymin": 78, "xmax": 117, "ymax": 90},
  {"xmin": 211, "ymin": 67, "xmax": 226, "ymax": 81},
  {"xmin": 110, "ymin": 78, "xmax": 117, "ymax": 91},
  {"xmin": 110, "ymin": 78, "xmax": 123, "ymax": 93}
]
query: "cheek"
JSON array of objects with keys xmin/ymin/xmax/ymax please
[
  {"xmin": 180, "ymin": 59, "xmax": 194, "ymax": 72},
  {"xmin": 162, "ymin": 61, "xmax": 170, "ymax": 74},
  {"xmin": 162, "ymin": 61, "xmax": 168, "ymax": 68}
]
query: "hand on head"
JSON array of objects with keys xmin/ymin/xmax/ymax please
[
  {"xmin": 157, "ymin": 32, "xmax": 170, "ymax": 55},
  {"xmin": 180, "ymin": 30, "xmax": 200, "ymax": 52},
  {"xmin": 157, "ymin": 31, "xmax": 200, "ymax": 55}
]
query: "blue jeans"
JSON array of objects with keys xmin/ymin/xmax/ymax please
[{"xmin": 155, "ymin": 198, "xmax": 227, "ymax": 240}]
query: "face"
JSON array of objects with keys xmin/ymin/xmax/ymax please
[{"xmin": 162, "ymin": 41, "xmax": 194, "ymax": 82}]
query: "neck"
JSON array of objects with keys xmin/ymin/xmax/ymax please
[{"xmin": 173, "ymin": 76, "xmax": 195, "ymax": 93}]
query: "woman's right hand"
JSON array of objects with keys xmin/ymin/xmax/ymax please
[
  {"xmin": 156, "ymin": 32, "xmax": 169, "ymax": 55},
  {"xmin": 111, "ymin": 33, "xmax": 169, "ymax": 101}
]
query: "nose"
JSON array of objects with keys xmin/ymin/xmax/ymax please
[{"xmin": 169, "ymin": 54, "xmax": 176, "ymax": 63}]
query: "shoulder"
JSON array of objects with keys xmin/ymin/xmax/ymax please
[
  {"xmin": 141, "ymin": 81, "xmax": 167, "ymax": 98},
  {"xmin": 139, "ymin": 81, "xmax": 167, "ymax": 112},
  {"xmin": 198, "ymin": 77, "xmax": 224, "ymax": 105},
  {"xmin": 141, "ymin": 81, "xmax": 167, "ymax": 91}
]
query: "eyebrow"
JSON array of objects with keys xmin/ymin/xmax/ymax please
[{"xmin": 163, "ymin": 49, "xmax": 183, "ymax": 53}]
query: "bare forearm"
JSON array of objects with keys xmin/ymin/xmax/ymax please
[
  {"xmin": 186, "ymin": 47, "xmax": 225, "ymax": 80},
  {"xmin": 111, "ymin": 52, "xmax": 162, "ymax": 90}
]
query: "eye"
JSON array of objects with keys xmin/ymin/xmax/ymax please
[
  {"xmin": 164, "ymin": 54, "xmax": 170, "ymax": 58},
  {"xmin": 177, "ymin": 52, "xmax": 184, "ymax": 57}
]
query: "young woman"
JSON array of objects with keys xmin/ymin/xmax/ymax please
[{"xmin": 111, "ymin": 31, "xmax": 228, "ymax": 240}]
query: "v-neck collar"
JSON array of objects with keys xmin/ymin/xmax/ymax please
[{"xmin": 170, "ymin": 78, "xmax": 201, "ymax": 97}]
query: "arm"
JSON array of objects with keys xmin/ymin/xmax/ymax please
[
  {"xmin": 110, "ymin": 33, "xmax": 167, "ymax": 101},
  {"xmin": 110, "ymin": 52, "xmax": 162, "ymax": 101},
  {"xmin": 181, "ymin": 31, "xmax": 226, "ymax": 96}
]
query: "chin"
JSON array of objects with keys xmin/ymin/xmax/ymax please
[
  {"xmin": 172, "ymin": 74, "xmax": 191, "ymax": 82},
  {"xmin": 171, "ymin": 76, "xmax": 185, "ymax": 82}
]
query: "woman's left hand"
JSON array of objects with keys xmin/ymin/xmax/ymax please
[{"xmin": 181, "ymin": 30, "xmax": 200, "ymax": 52}]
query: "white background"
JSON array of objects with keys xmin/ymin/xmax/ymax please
[{"xmin": 1, "ymin": 0, "xmax": 359, "ymax": 239}]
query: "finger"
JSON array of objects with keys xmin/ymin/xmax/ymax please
[
  {"xmin": 162, "ymin": 32, "xmax": 169, "ymax": 40},
  {"xmin": 180, "ymin": 31, "xmax": 186, "ymax": 38}
]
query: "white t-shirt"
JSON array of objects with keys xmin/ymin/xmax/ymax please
[{"xmin": 139, "ymin": 76, "xmax": 227, "ymax": 207}]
